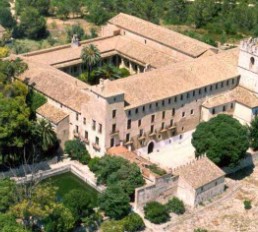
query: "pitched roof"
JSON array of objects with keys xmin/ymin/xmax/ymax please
[
  {"xmin": 93, "ymin": 48, "xmax": 239, "ymax": 108},
  {"xmin": 203, "ymin": 86, "xmax": 258, "ymax": 108},
  {"xmin": 18, "ymin": 58, "xmax": 90, "ymax": 112},
  {"xmin": 108, "ymin": 13, "xmax": 214, "ymax": 58},
  {"xmin": 173, "ymin": 157, "xmax": 225, "ymax": 189},
  {"xmin": 37, "ymin": 103, "xmax": 68, "ymax": 124}
]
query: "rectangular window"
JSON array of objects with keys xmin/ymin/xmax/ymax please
[
  {"xmin": 223, "ymin": 105, "xmax": 226, "ymax": 112},
  {"xmin": 162, "ymin": 100, "xmax": 165, "ymax": 106},
  {"xmin": 112, "ymin": 110, "xmax": 116, "ymax": 118},
  {"xmin": 142, "ymin": 106, "xmax": 145, "ymax": 112},
  {"xmin": 85, "ymin": 131, "xmax": 88, "ymax": 139},
  {"xmin": 162, "ymin": 111, "xmax": 166, "ymax": 119},
  {"xmin": 135, "ymin": 108, "xmax": 138, "ymax": 114},
  {"xmin": 215, "ymin": 83, "xmax": 218, "ymax": 89},
  {"xmin": 212, "ymin": 108, "xmax": 216, "ymax": 114},
  {"xmin": 150, "ymin": 125, "xmax": 154, "ymax": 133},
  {"xmin": 172, "ymin": 108, "xmax": 175, "ymax": 116},
  {"xmin": 170, "ymin": 119, "xmax": 173, "ymax": 126},
  {"xmin": 187, "ymin": 92, "xmax": 190, "ymax": 99},
  {"xmin": 232, "ymin": 78, "xmax": 235, "ymax": 85},
  {"xmin": 149, "ymin": 104, "xmax": 152, "ymax": 110},
  {"xmin": 151, "ymin": 115, "xmax": 155, "ymax": 123},
  {"xmin": 83, "ymin": 117, "xmax": 86, "ymax": 125},
  {"xmin": 110, "ymin": 138, "xmax": 114, "ymax": 147},
  {"xmin": 99, "ymin": 124, "xmax": 102, "ymax": 133},
  {"xmin": 75, "ymin": 125, "xmax": 79, "ymax": 133},
  {"xmin": 191, "ymin": 109, "xmax": 194, "ymax": 115},
  {"xmin": 174, "ymin": 96, "xmax": 177, "ymax": 102},
  {"xmin": 127, "ymin": 119, "xmax": 131, "ymax": 129},
  {"xmin": 226, "ymin": 80, "xmax": 229, "ymax": 86},
  {"xmin": 221, "ymin": 82, "xmax": 224, "ymax": 88},
  {"xmin": 204, "ymin": 87, "xmax": 207, "ymax": 93},
  {"xmin": 128, "ymin": 110, "xmax": 131, "ymax": 116},
  {"xmin": 161, "ymin": 122, "xmax": 165, "ymax": 129},
  {"xmin": 231, "ymin": 103, "xmax": 234, "ymax": 109},
  {"xmin": 156, "ymin": 102, "xmax": 159, "ymax": 107},
  {"xmin": 138, "ymin": 120, "xmax": 141, "ymax": 127},
  {"xmin": 168, "ymin": 98, "xmax": 171, "ymax": 104},
  {"xmin": 95, "ymin": 137, "xmax": 99, "ymax": 145},
  {"xmin": 126, "ymin": 133, "xmax": 130, "ymax": 142},
  {"xmin": 193, "ymin": 90, "xmax": 195, "ymax": 97},
  {"xmin": 76, "ymin": 113, "xmax": 79, "ymax": 121},
  {"xmin": 182, "ymin": 112, "xmax": 185, "ymax": 117},
  {"xmin": 92, "ymin": 120, "xmax": 96, "ymax": 130},
  {"xmin": 139, "ymin": 129, "xmax": 144, "ymax": 137},
  {"xmin": 199, "ymin": 89, "xmax": 202, "ymax": 95},
  {"xmin": 180, "ymin": 94, "xmax": 184, "ymax": 100},
  {"xmin": 210, "ymin": 85, "xmax": 213, "ymax": 91},
  {"xmin": 112, "ymin": 124, "xmax": 116, "ymax": 133}
]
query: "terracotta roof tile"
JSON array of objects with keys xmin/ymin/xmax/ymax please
[
  {"xmin": 174, "ymin": 157, "xmax": 225, "ymax": 189},
  {"xmin": 37, "ymin": 103, "xmax": 68, "ymax": 124}
]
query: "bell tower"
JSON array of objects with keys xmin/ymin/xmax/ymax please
[{"xmin": 238, "ymin": 38, "xmax": 258, "ymax": 94}]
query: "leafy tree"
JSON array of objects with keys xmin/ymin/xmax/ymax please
[
  {"xmin": 164, "ymin": 0, "xmax": 188, "ymax": 24},
  {"xmin": 107, "ymin": 162, "xmax": 145, "ymax": 196},
  {"xmin": 0, "ymin": 179, "xmax": 16, "ymax": 213},
  {"xmin": 0, "ymin": 7, "xmax": 16, "ymax": 29},
  {"xmin": 88, "ymin": 157, "xmax": 101, "ymax": 172},
  {"xmin": 191, "ymin": 114, "xmax": 249, "ymax": 167},
  {"xmin": 249, "ymin": 116, "xmax": 258, "ymax": 150},
  {"xmin": 44, "ymin": 204, "xmax": 75, "ymax": 232},
  {"xmin": 144, "ymin": 201, "xmax": 169, "ymax": 224},
  {"xmin": 99, "ymin": 185, "xmax": 131, "ymax": 220},
  {"xmin": 26, "ymin": 89, "xmax": 47, "ymax": 113},
  {"xmin": 244, "ymin": 199, "xmax": 252, "ymax": 210},
  {"xmin": 123, "ymin": 213, "xmax": 145, "ymax": 232},
  {"xmin": 0, "ymin": 214, "xmax": 28, "ymax": 232},
  {"xmin": 80, "ymin": 44, "xmax": 101, "ymax": 79},
  {"xmin": 16, "ymin": 0, "xmax": 50, "ymax": 15},
  {"xmin": 63, "ymin": 189, "xmax": 93, "ymax": 223},
  {"xmin": 189, "ymin": 0, "xmax": 218, "ymax": 28},
  {"xmin": 17, "ymin": 7, "xmax": 47, "ymax": 39},
  {"xmin": 166, "ymin": 197, "xmax": 185, "ymax": 215},
  {"xmin": 64, "ymin": 139, "xmax": 91, "ymax": 164}
]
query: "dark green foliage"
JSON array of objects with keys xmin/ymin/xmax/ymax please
[
  {"xmin": 89, "ymin": 155, "xmax": 145, "ymax": 195},
  {"xmin": 63, "ymin": 189, "xmax": 94, "ymax": 222},
  {"xmin": 66, "ymin": 24, "xmax": 85, "ymax": 42},
  {"xmin": 0, "ymin": 179, "xmax": 16, "ymax": 213},
  {"xmin": 144, "ymin": 201, "xmax": 170, "ymax": 224},
  {"xmin": 123, "ymin": 213, "xmax": 145, "ymax": 232},
  {"xmin": 44, "ymin": 205, "xmax": 75, "ymax": 232},
  {"xmin": 164, "ymin": 0, "xmax": 188, "ymax": 24},
  {"xmin": 99, "ymin": 185, "xmax": 131, "ymax": 220},
  {"xmin": 26, "ymin": 89, "xmax": 47, "ymax": 113},
  {"xmin": 64, "ymin": 139, "xmax": 91, "ymax": 164},
  {"xmin": 194, "ymin": 229, "xmax": 208, "ymax": 232},
  {"xmin": 249, "ymin": 116, "xmax": 258, "ymax": 150},
  {"xmin": 88, "ymin": 157, "xmax": 101, "ymax": 172},
  {"xmin": 192, "ymin": 114, "xmax": 249, "ymax": 167},
  {"xmin": 166, "ymin": 197, "xmax": 185, "ymax": 215},
  {"xmin": 0, "ymin": 7, "xmax": 16, "ymax": 29},
  {"xmin": 0, "ymin": 214, "xmax": 29, "ymax": 232},
  {"xmin": 15, "ymin": 7, "xmax": 47, "ymax": 39},
  {"xmin": 244, "ymin": 200, "xmax": 252, "ymax": 210},
  {"xmin": 16, "ymin": 0, "xmax": 50, "ymax": 15},
  {"xmin": 148, "ymin": 164, "xmax": 167, "ymax": 176}
]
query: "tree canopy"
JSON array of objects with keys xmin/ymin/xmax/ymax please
[
  {"xmin": 144, "ymin": 201, "xmax": 170, "ymax": 224},
  {"xmin": 249, "ymin": 116, "xmax": 258, "ymax": 150},
  {"xmin": 192, "ymin": 114, "xmax": 249, "ymax": 167}
]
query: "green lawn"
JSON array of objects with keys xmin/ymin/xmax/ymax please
[{"xmin": 41, "ymin": 172, "xmax": 99, "ymax": 206}]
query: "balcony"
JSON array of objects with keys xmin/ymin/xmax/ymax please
[
  {"xmin": 159, "ymin": 127, "xmax": 167, "ymax": 133},
  {"xmin": 73, "ymin": 130, "xmax": 79, "ymax": 138},
  {"xmin": 83, "ymin": 138, "xmax": 89, "ymax": 145},
  {"xmin": 92, "ymin": 143, "xmax": 101, "ymax": 151},
  {"xmin": 138, "ymin": 133, "xmax": 146, "ymax": 141},
  {"xmin": 167, "ymin": 125, "xmax": 176, "ymax": 131},
  {"xmin": 125, "ymin": 139, "xmax": 133, "ymax": 145},
  {"xmin": 110, "ymin": 130, "xmax": 119, "ymax": 136},
  {"xmin": 149, "ymin": 130, "xmax": 157, "ymax": 137}
]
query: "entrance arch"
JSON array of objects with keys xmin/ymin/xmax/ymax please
[{"xmin": 148, "ymin": 142, "xmax": 154, "ymax": 154}]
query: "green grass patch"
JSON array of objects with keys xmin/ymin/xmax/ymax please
[{"xmin": 41, "ymin": 172, "xmax": 99, "ymax": 206}]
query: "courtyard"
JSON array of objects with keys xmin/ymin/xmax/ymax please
[{"xmin": 140, "ymin": 132, "xmax": 196, "ymax": 171}]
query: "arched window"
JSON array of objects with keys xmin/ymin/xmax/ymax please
[{"xmin": 250, "ymin": 57, "xmax": 255, "ymax": 69}]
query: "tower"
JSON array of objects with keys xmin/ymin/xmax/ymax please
[{"xmin": 238, "ymin": 37, "xmax": 258, "ymax": 94}]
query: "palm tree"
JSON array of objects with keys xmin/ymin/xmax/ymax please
[
  {"xmin": 80, "ymin": 44, "xmax": 101, "ymax": 79},
  {"xmin": 34, "ymin": 119, "xmax": 57, "ymax": 152}
]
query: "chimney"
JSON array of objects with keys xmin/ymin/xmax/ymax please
[{"xmin": 71, "ymin": 34, "xmax": 80, "ymax": 48}]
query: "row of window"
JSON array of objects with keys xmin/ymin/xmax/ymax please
[
  {"xmin": 126, "ymin": 78, "xmax": 236, "ymax": 116},
  {"xmin": 211, "ymin": 103, "xmax": 234, "ymax": 115}
]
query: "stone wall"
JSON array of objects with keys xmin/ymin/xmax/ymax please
[{"xmin": 135, "ymin": 174, "xmax": 179, "ymax": 210}]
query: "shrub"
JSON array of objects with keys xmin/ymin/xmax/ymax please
[
  {"xmin": 148, "ymin": 164, "xmax": 167, "ymax": 176},
  {"xmin": 122, "ymin": 213, "xmax": 145, "ymax": 232},
  {"xmin": 64, "ymin": 139, "xmax": 91, "ymax": 164},
  {"xmin": 88, "ymin": 157, "xmax": 101, "ymax": 172},
  {"xmin": 244, "ymin": 200, "xmax": 252, "ymax": 210},
  {"xmin": 0, "ymin": 47, "xmax": 9, "ymax": 58},
  {"xmin": 194, "ymin": 228, "xmax": 208, "ymax": 232},
  {"xmin": 144, "ymin": 201, "xmax": 170, "ymax": 224},
  {"xmin": 166, "ymin": 197, "xmax": 185, "ymax": 215}
]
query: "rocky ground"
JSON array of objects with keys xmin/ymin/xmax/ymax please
[{"xmin": 167, "ymin": 165, "xmax": 258, "ymax": 232}]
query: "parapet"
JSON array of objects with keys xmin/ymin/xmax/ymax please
[{"xmin": 240, "ymin": 37, "xmax": 258, "ymax": 55}]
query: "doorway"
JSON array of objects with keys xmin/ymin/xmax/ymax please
[{"xmin": 148, "ymin": 142, "xmax": 154, "ymax": 154}]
